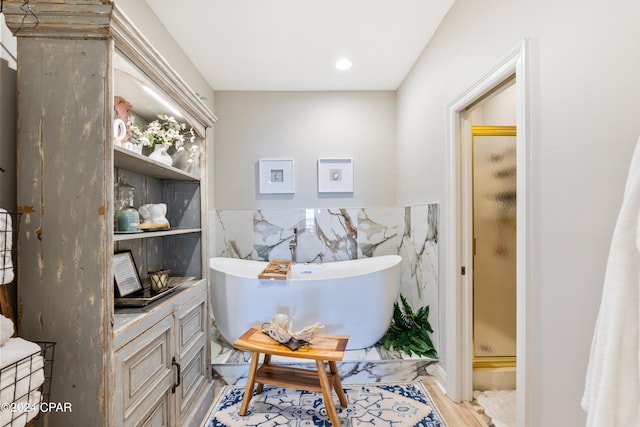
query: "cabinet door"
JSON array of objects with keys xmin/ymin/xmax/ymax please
[
  {"xmin": 174, "ymin": 288, "xmax": 209, "ymax": 424},
  {"xmin": 139, "ymin": 390, "xmax": 171, "ymax": 427},
  {"xmin": 115, "ymin": 314, "xmax": 175, "ymax": 427}
]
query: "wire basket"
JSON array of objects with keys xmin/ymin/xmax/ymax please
[
  {"xmin": 0, "ymin": 341, "xmax": 56, "ymax": 427},
  {"xmin": 35, "ymin": 342, "xmax": 55, "ymax": 416}
]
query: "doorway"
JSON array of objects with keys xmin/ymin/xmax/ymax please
[
  {"xmin": 462, "ymin": 77, "xmax": 519, "ymax": 427},
  {"xmin": 443, "ymin": 41, "xmax": 530, "ymax": 426}
]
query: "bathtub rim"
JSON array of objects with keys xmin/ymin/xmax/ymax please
[{"xmin": 209, "ymin": 254, "xmax": 402, "ymax": 280}]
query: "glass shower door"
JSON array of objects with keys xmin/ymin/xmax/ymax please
[{"xmin": 472, "ymin": 126, "xmax": 517, "ymax": 367}]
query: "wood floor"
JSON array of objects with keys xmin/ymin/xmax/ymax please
[{"xmin": 422, "ymin": 378, "xmax": 489, "ymax": 427}]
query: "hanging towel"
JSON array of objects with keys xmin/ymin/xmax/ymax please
[
  {"xmin": 0, "ymin": 209, "xmax": 14, "ymax": 285},
  {"xmin": 582, "ymin": 136, "xmax": 640, "ymax": 426}
]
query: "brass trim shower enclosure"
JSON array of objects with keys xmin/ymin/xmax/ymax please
[{"xmin": 472, "ymin": 126, "xmax": 517, "ymax": 369}]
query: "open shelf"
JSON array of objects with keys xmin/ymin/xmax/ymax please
[
  {"xmin": 114, "ymin": 227, "xmax": 201, "ymax": 242},
  {"xmin": 114, "ymin": 146, "xmax": 199, "ymax": 181}
]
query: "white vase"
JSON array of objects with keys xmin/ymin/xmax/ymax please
[{"xmin": 148, "ymin": 143, "xmax": 173, "ymax": 167}]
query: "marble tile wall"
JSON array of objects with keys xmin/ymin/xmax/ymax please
[{"xmin": 213, "ymin": 203, "xmax": 440, "ymax": 355}]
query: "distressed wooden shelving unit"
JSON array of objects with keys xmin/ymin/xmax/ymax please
[{"xmin": 4, "ymin": 2, "xmax": 217, "ymax": 426}]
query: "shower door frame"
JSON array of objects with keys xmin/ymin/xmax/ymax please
[{"xmin": 471, "ymin": 125, "xmax": 517, "ymax": 369}]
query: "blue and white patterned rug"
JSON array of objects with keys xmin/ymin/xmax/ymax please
[{"xmin": 205, "ymin": 381, "xmax": 448, "ymax": 426}]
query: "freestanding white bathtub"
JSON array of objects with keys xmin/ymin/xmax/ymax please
[{"xmin": 209, "ymin": 255, "xmax": 401, "ymax": 349}]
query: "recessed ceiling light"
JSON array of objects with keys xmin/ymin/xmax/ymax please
[{"xmin": 335, "ymin": 58, "xmax": 353, "ymax": 70}]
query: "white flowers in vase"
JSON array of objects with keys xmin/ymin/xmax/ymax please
[
  {"xmin": 122, "ymin": 114, "xmax": 194, "ymax": 168},
  {"xmin": 139, "ymin": 114, "xmax": 195, "ymax": 150}
]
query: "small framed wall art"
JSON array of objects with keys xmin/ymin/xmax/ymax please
[
  {"xmin": 318, "ymin": 158, "xmax": 353, "ymax": 193},
  {"xmin": 259, "ymin": 159, "xmax": 295, "ymax": 194}
]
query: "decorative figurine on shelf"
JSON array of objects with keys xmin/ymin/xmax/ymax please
[
  {"xmin": 114, "ymin": 96, "xmax": 145, "ymax": 154},
  {"xmin": 113, "ymin": 96, "xmax": 132, "ymax": 143},
  {"xmin": 138, "ymin": 203, "xmax": 170, "ymax": 230},
  {"xmin": 113, "ymin": 118, "xmax": 127, "ymax": 147},
  {"xmin": 114, "ymin": 177, "xmax": 140, "ymax": 233}
]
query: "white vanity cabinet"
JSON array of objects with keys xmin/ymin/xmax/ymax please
[{"xmin": 4, "ymin": 2, "xmax": 216, "ymax": 426}]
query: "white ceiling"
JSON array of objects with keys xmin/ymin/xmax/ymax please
[{"xmin": 145, "ymin": 0, "xmax": 455, "ymax": 91}]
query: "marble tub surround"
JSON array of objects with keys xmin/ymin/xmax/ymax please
[
  {"xmin": 215, "ymin": 207, "xmax": 407, "ymax": 263},
  {"xmin": 398, "ymin": 204, "xmax": 440, "ymax": 352},
  {"xmin": 213, "ymin": 204, "xmax": 440, "ymax": 353},
  {"xmin": 251, "ymin": 208, "xmax": 361, "ymax": 262},
  {"xmin": 356, "ymin": 208, "xmax": 404, "ymax": 257}
]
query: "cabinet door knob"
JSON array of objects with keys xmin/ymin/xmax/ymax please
[{"xmin": 171, "ymin": 357, "xmax": 181, "ymax": 393}]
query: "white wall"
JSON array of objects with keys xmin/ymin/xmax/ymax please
[
  {"xmin": 397, "ymin": 0, "xmax": 640, "ymax": 425},
  {"xmin": 213, "ymin": 91, "xmax": 396, "ymax": 209}
]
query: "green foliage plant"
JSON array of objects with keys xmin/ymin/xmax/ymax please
[{"xmin": 382, "ymin": 294, "xmax": 438, "ymax": 358}]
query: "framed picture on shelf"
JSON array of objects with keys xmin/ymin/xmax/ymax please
[
  {"xmin": 113, "ymin": 250, "xmax": 143, "ymax": 297},
  {"xmin": 258, "ymin": 159, "xmax": 295, "ymax": 194},
  {"xmin": 318, "ymin": 158, "xmax": 353, "ymax": 193}
]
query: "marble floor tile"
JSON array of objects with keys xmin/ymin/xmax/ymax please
[
  {"xmin": 212, "ymin": 359, "xmax": 438, "ymax": 389},
  {"xmin": 212, "ymin": 337, "xmax": 427, "ymax": 365},
  {"xmin": 211, "ymin": 337, "xmax": 438, "ymax": 392}
]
